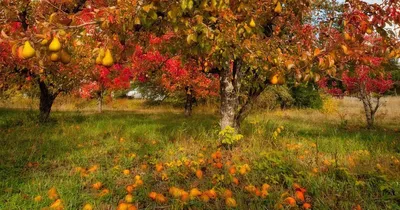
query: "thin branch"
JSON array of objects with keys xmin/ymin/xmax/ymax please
[
  {"xmin": 43, "ymin": 0, "xmax": 69, "ymax": 15},
  {"xmin": 372, "ymin": 96, "xmax": 381, "ymax": 114},
  {"xmin": 64, "ymin": 21, "xmax": 99, "ymax": 29}
]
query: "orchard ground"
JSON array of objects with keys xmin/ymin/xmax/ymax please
[{"xmin": 0, "ymin": 97, "xmax": 399, "ymax": 209}]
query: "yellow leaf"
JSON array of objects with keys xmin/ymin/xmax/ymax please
[
  {"xmin": 142, "ymin": 4, "xmax": 153, "ymax": 13},
  {"xmin": 274, "ymin": 2, "xmax": 282, "ymax": 13},
  {"xmin": 50, "ymin": 199, "xmax": 63, "ymax": 209},
  {"xmin": 314, "ymin": 48, "xmax": 321, "ymax": 57},
  {"xmin": 48, "ymin": 187, "xmax": 58, "ymax": 200}
]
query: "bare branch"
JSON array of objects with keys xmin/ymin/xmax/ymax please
[
  {"xmin": 372, "ymin": 96, "xmax": 381, "ymax": 115},
  {"xmin": 64, "ymin": 21, "xmax": 98, "ymax": 29},
  {"xmin": 43, "ymin": 0, "xmax": 69, "ymax": 15}
]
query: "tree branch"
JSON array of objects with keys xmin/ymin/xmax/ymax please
[
  {"xmin": 43, "ymin": 0, "xmax": 69, "ymax": 15},
  {"xmin": 372, "ymin": 96, "xmax": 381, "ymax": 115},
  {"xmin": 64, "ymin": 21, "xmax": 98, "ymax": 29}
]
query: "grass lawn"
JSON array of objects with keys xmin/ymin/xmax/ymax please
[{"xmin": 0, "ymin": 98, "xmax": 399, "ymax": 210}]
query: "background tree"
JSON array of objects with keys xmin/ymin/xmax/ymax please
[
  {"xmin": 130, "ymin": 36, "xmax": 219, "ymax": 116},
  {"xmin": 80, "ymin": 64, "xmax": 132, "ymax": 113},
  {"xmin": 136, "ymin": 0, "xmax": 318, "ymax": 130},
  {"xmin": 316, "ymin": 0, "xmax": 399, "ymax": 128}
]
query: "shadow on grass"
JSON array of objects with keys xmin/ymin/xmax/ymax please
[{"xmin": 0, "ymin": 109, "xmax": 218, "ymax": 185}]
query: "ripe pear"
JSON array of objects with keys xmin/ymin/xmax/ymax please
[
  {"xmin": 102, "ymin": 49, "xmax": 114, "ymax": 67},
  {"xmin": 60, "ymin": 50, "xmax": 71, "ymax": 64},
  {"xmin": 274, "ymin": 2, "xmax": 282, "ymax": 13},
  {"xmin": 50, "ymin": 52, "xmax": 60, "ymax": 62},
  {"xmin": 96, "ymin": 48, "xmax": 105, "ymax": 65},
  {"xmin": 12, "ymin": 43, "xmax": 19, "ymax": 57},
  {"xmin": 49, "ymin": 38, "xmax": 62, "ymax": 52},
  {"xmin": 99, "ymin": 48, "xmax": 105, "ymax": 57},
  {"xmin": 96, "ymin": 55, "xmax": 102, "ymax": 65},
  {"xmin": 22, "ymin": 41, "xmax": 35, "ymax": 59},
  {"xmin": 41, "ymin": 39, "xmax": 49, "ymax": 46},
  {"xmin": 17, "ymin": 46, "xmax": 24, "ymax": 59},
  {"xmin": 249, "ymin": 18, "xmax": 256, "ymax": 28},
  {"xmin": 270, "ymin": 74, "xmax": 279, "ymax": 85},
  {"xmin": 58, "ymin": 30, "xmax": 66, "ymax": 36}
]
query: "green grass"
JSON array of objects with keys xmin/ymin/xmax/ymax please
[{"xmin": 0, "ymin": 106, "xmax": 399, "ymax": 210}]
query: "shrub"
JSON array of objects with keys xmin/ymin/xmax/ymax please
[
  {"xmin": 291, "ymin": 84, "xmax": 323, "ymax": 109},
  {"xmin": 254, "ymin": 86, "xmax": 294, "ymax": 111}
]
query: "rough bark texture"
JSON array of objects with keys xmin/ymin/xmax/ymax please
[
  {"xmin": 361, "ymin": 97, "xmax": 374, "ymax": 128},
  {"xmin": 97, "ymin": 91, "xmax": 103, "ymax": 113},
  {"xmin": 38, "ymin": 81, "xmax": 58, "ymax": 122},
  {"xmin": 235, "ymin": 95, "xmax": 257, "ymax": 129},
  {"xmin": 184, "ymin": 86, "xmax": 193, "ymax": 117},
  {"xmin": 359, "ymin": 87, "xmax": 380, "ymax": 129},
  {"xmin": 220, "ymin": 60, "xmax": 241, "ymax": 130}
]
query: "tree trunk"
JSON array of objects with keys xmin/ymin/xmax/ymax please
[
  {"xmin": 220, "ymin": 60, "xmax": 241, "ymax": 130},
  {"xmin": 361, "ymin": 97, "xmax": 375, "ymax": 128},
  {"xmin": 184, "ymin": 86, "xmax": 193, "ymax": 117},
  {"xmin": 360, "ymin": 88, "xmax": 380, "ymax": 129},
  {"xmin": 97, "ymin": 91, "xmax": 103, "ymax": 113},
  {"xmin": 38, "ymin": 81, "xmax": 57, "ymax": 122}
]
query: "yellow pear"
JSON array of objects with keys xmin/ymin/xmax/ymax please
[
  {"xmin": 249, "ymin": 18, "xmax": 256, "ymax": 28},
  {"xmin": 102, "ymin": 49, "xmax": 114, "ymax": 67},
  {"xmin": 60, "ymin": 50, "xmax": 71, "ymax": 64},
  {"xmin": 274, "ymin": 2, "xmax": 282, "ymax": 13},
  {"xmin": 17, "ymin": 46, "xmax": 24, "ymax": 59},
  {"xmin": 50, "ymin": 52, "xmax": 60, "ymax": 62},
  {"xmin": 99, "ymin": 48, "xmax": 105, "ymax": 57},
  {"xmin": 40, "ymin": 39, "xmax": 49, "ymax": 46},
  {"xmin": 96, "ymin": 55, "xmax": 102, "ymax": 65},
  {"xmin": 270, "ymin": 74, "xmax": 279, "ymax": 85},
  {"xmin": 22, "ymin": 41, "xmax": 35, "ymax": 59},
  {"xmin": 12, "ymin": 43, "xmax": 19, "ymax": 57},
  {"xmin": 96, "ymin": 48, "xmax": 105, "ymax": 65},
  {"xmin": 58, "ymin": 30, "xmax": 66, "ymax": 36},
  {"xmin": 49, "ymin": 38, "xmax": 62, "ymax": 52}
]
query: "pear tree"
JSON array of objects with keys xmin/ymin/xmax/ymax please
[
  {"xmin": 134, "ymin": 0, "xmax": 318, "ymax": 129},
  {"xmin": 0, "ymin": 0, "xmax": 140, "ymax": 121}
]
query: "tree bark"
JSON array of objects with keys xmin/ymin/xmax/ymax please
[
  {"xmin": 220, "ymin": 60, "xmax": 241, "ymax": 130},
  {"xmin": 234, "ymin": 94, "xmax": 260, "ymax": 129},
  {"xmin": 361, "ymin": 97, "xmax": 374, "ymax": 128},
  {"xmin": 184, "ymin": 86, "xmax": 193, "ymax": 117},
  {"xmin": 359, "ymin": 87, "xmax": 380, "ymax": 129},
  {"xmin": 38, "ymin": 81, "xmax": 58, "ymax": 122},
  {"xmin": 97, "ymin": 91, "xmax": 103, "ymax": 113}
]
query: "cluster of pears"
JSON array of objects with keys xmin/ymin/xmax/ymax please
[
  {"xmin": 46, "ymin": 37, "xmax": 71, "ymax": 64},
  {"xmin": 95, "ymin": 48, "xmax": 114, "ymax": 67}
]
